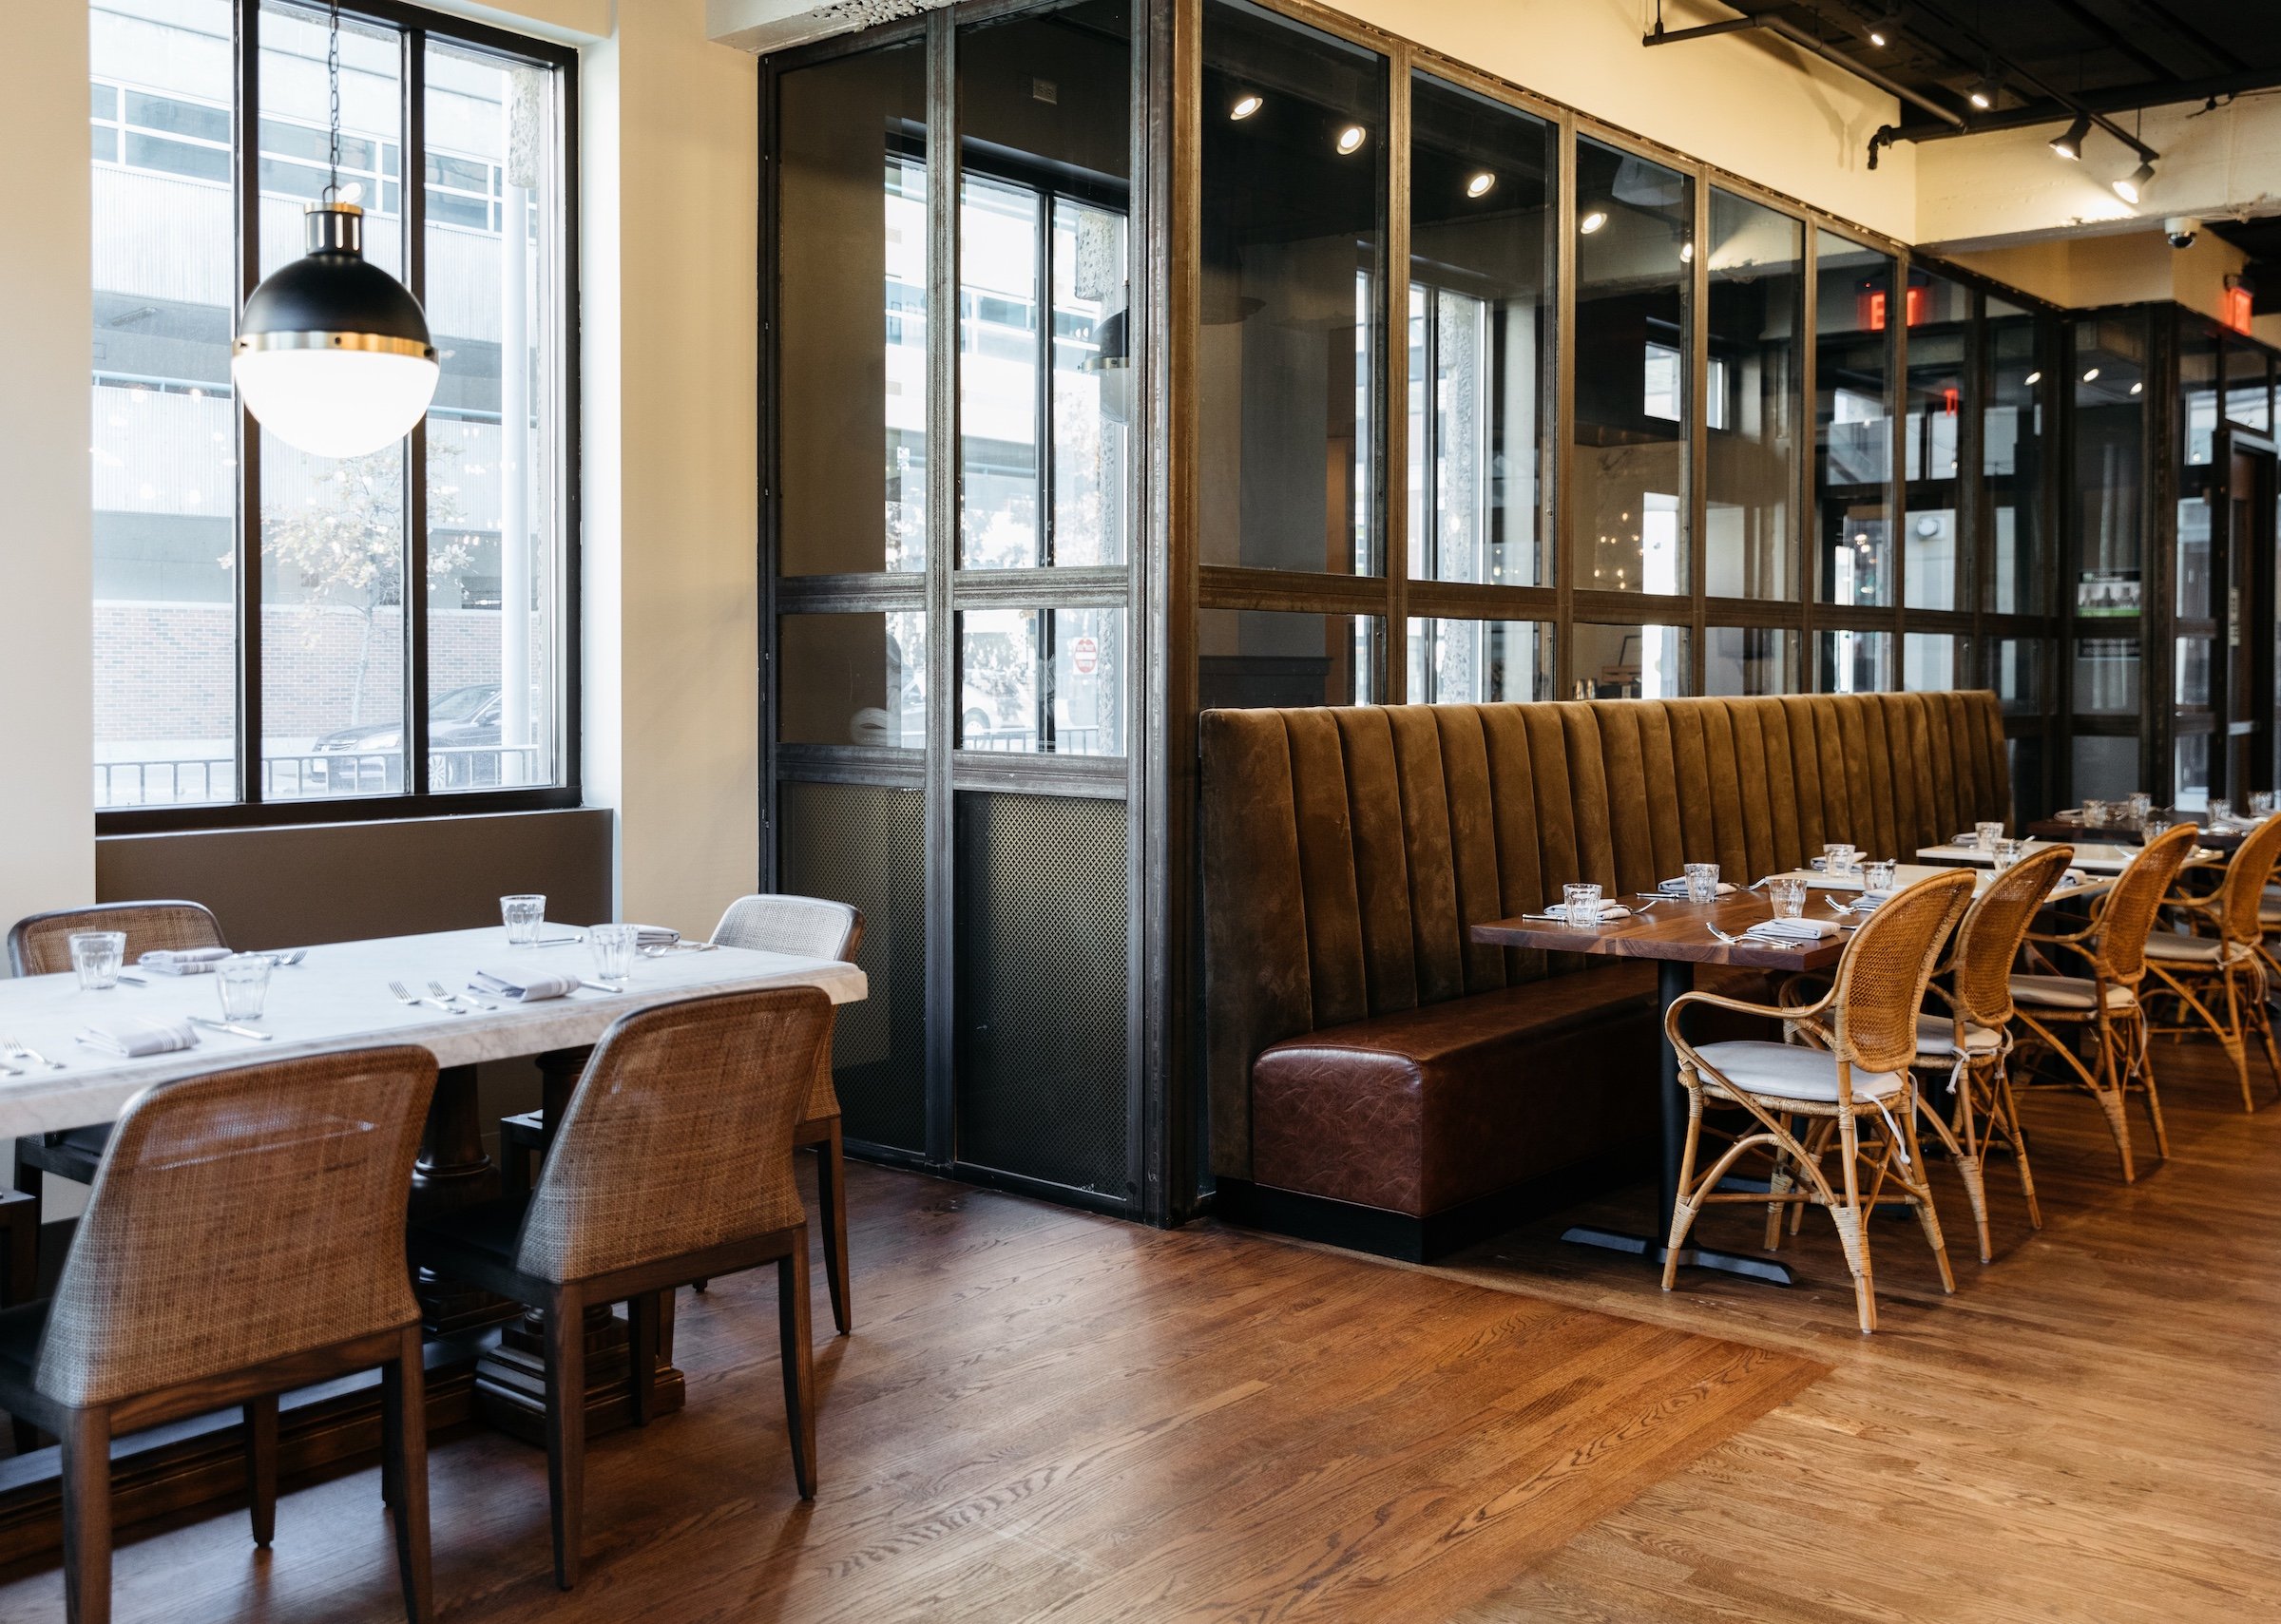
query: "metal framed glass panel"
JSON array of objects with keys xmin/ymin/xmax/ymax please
[
  {"xmin": 1903, "ymin": 270, "xmax": 1968, "ymax": 612},
  {"xmin": 1405, "ymin": 617, "xmax": 1553, "ymax": 702},
  {"xmin": 1815, "ymin": 232, "xmax": 1894, "ymax": 610},
  {"xmin": 777, "ymin": 612, "xmax": 927, "ymax": 747},
  {"xmin": 1570, "ymin": 621, "xmax": 1688, "ymax": 698},
  {"xmin": 1703, "ymin": 190, "xmax": 1801, "ymax": 600},
  {"xmin": 1819, "ymin": 628, "xmax": 1890, "ymax": 694},
  {"xmin": 1198, "ymin": 609, "xmax": 1383, "ymax": 708},
  {"xmin": 1984, "ymin": 296, "xmax": 2044, "ymax": 615},
  {"xmin": 1705, "ymin": 626, "xmax": 1791, "ymax": 695}
]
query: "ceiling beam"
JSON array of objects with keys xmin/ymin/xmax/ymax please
[{"xmin": 1887, "ymin": 65, "xmax": 2281, "ymax": 143}]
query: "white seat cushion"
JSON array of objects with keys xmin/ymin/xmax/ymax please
[
  {"xmin": 2008, "ymin": 973, "xmax": 2136, "ymax": 1011},
  {"xmin": 2143, "ymin": 933, "xmax": 2253, "ymax": 966},
  {"xmin": 1694, "ymin": 1041, "xmax": 1905, "ymax": 1104},
  {"xmin": 1914, "ymin": 1013, "xmax": 2002, "ymax": 1060}
]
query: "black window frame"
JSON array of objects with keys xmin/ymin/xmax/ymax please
[{"xmin": 95, "ymin": 0, "xmax": 582, "ymax": 836}]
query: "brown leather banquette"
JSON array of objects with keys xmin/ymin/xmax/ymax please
[{"xmin": 1201, "ymin": 691, "xmax": 2013, "ymax": 1259}]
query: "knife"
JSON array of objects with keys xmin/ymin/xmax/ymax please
[{"xmin": 190, "ymin": 1016, "xmax": 274, "ymax": 1042}]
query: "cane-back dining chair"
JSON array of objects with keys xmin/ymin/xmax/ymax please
[
  {"xmin": 9, "ymin": 902, "xmax": 228, "ymax": 1236},
  {"xmin": 1665, "ymin": 867, "xmax": 1976, "ymax": 1334},
  {"xmin": 1906, "ymin": 846, "xmax": 2074, "ymax": 1262},
  {"xmin": 0, "ymin": 1047, "xmax": 439, "ymax": 1624},
  {"xmin": 2009, "ymin": 822, "xmax": 2197, "ymax": 1182},
  {"xmin": 414, "ymin": 985, "xmax": 833, "ymax": 1591},
  {"xmin": 2142, "ymin": 812, "xmax": 2281, "ymax": 1112}
]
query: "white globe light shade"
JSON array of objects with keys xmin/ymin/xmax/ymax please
[{"xmin": 233, "ymin": 346, "xmax": 440, "ymax": 461}]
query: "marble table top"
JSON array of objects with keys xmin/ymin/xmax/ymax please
[{"xmin": 0, "ymin": 927, "xmax": 866, "ymax": 1138}]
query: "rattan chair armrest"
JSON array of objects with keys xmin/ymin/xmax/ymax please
[
  {"xmin": 1666, "ymin": 984, "xmax": 1830, "ymax": 1050},
  {"xmin": 2022, "ymin": 931, "xmax": 2099, "ymax": 973}
]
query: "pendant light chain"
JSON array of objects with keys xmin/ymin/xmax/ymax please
[{"xmin": 324, "ymin": 0, "xmax": 342, "ymax": 204}]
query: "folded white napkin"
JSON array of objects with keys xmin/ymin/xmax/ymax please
[
  {"xmin": 1842, "ymin": 889, "xmax": 1892, "ymax": 913},
  {"xmin": 138, "ymin": 947, "xmax": 232, "ymax": 975},
  {"xmin": 470, "ymin": 966, "xmax": 581, "ymax": 1003},
  {"xmin": 1543, "ymin": 902, "xmax": 1631, "ymax": 922},
  {"xmin": 1750, "ymin": 915, "xmax": 1841, "ymax": 942},
  {"xmin": 627, "ymin": 924, "xmax": 680, "ymax": 948},
  {"xmin": 1658, "ymin": 877, "xmax": 1739, "ymax": 896},
  {"xmin": 2061, "ymin": 869, "xmax": 2089, "ymax": 889},
  {"xmin": 78, "ymin": 1016, "xmax": 198, "ymax": 1057}
]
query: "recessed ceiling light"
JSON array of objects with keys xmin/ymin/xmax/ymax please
[
  {"xmin": 1580, "ymin": 209, "xmax": 1607, "ymax": 234},
  {"xmin": 1230, "ymin": 93, "xmax": 1262, "ymax": 121},
  {"xmin": 2130, "ymin": 380, "xmax": 2143, "ymax": 394},
  {"xmin": 2023, "ymin": 369, "xmax": 2041, "ymax": 385},
  {"xmin": 2113, "ymin": 160, "xmax": 2156, "ymax": 203},
  {"xmin": 2082, "ymin": 366, "xmax": 2100, "ymax": 382},
  {"xmin": 1335, "ymin": 124, "xmax": 1366, "ymax": 154},
  {"xmin": 2050, "ymin": 113, "xmax": 2090, "ymax": 162},
  {"xmin": 1679, "ymin": 239, "xmax": 1694, "ymax": 262},
  {"xmin": 1466, "ymin": 171, "xmax": 1495, "ymax": 199}
]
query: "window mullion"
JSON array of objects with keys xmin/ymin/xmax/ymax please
[
  {"xmin": 405, "ymin": 27, "xmax": 431, "ymax": 798},
  {"xmin": 236, "ymin": 0, "xmax": 265, "ymax": 806}
]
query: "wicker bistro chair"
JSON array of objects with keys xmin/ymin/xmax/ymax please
[
  {"xmin": 2008, "ymin": 822, "xmax": 2198, "ymax": 1183},
  {"xmin": 412, "ymin": 985, "xmax": 834, "ymax": 1591},
  {"xmin": 9, "ymin": 902, "xmax": 228, "ymax": 1237},
  {"xmin": 1905, "ymin": 845, "xmax": 2076, "ymax": 1262},
  {"xmin": 498, "ymin": 895, "xmax": 864, "ymax": 1334},
  {"xmin": 0, "ymin": 1047, "xmax": 439, "ymax": 1624},
  {"xmin": 1665, "ymin": 868, "xmax": 1976, "ymax": 1335},
  {"xmin": 2141, "ymin": 812, "xmax": 2281, "ymax": 1113}
]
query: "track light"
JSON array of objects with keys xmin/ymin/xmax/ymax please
[
  {"xmin": 1335, "ymin": 124, "xmax": 1366, "ymax": 155},
  {"xmin": 2050, "ymin": 113, "xmax": 2090, "ymax": 162},
  {"xmin": 1580, "ymin": 209, "xmax": 1607, "ymax": 234},
  {"xmin": 2023, "ymin": 370, "xmax": 2041, "ymax": 386},
  {"xmin": 1867, "ymin": 8, "xmax": 1900, "ymax": 48},
  {"xmin": 1968, "ymin": 69, "xmax": 2000, "ymax": 111},
  {"xmin": 2082, "ymin": 367, "xmax": 2100, "ymax": 382},
  {"xmin": 1466, "ymin": 171, "xmax": 1495, "ymax": 199},
  {"xmin": 2114, "ymin": 161, "xmax": 2156, "ymax": 203},
  {"xmin": 1230, "ymin": 92, "xmax": 1262, "ymax": 121},
  {"xmin": 2130, "ymin": 380, "xmax": 2144, "ymax": 395}
]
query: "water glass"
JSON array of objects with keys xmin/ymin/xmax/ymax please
[
  {"xmin": 1683, "ymin": 862, "xmax": 1721, "ymax": 904},
  {"xmin": 2252, "ymin": 791, "xmax": 2277, "ymax": 818},
  {"xmin": 2126, "ymin": 793, "xmax": 2154, "ymax": 823},
  {"xmin": 1822, "ymin": 842, "xmax": 1859, "ymax": 876},
  {"xmin": 2140, "ymin": 816, "xmax": 2172, "ymax": 843},
  {"xmin": 1769, "ymin": 875, "xmax": 1809, "ymax": 920},
  {"xmin": 217, "ymin": 953, "xmax": 272, "ymax": 1022},
  {"xmin": 1863, "ymin": 859, "xmax": 1897, "ymax": 893},
  {"xmin": 589, "ymin": 922, "xmax": 641, "ymax": 983},
  {"xmin": 2210, "ymin": 798, "xmax": 2233, "ymax": 826},
  {"xmin": 502, "ymin": 893, "xmax": 546, "ymax": 946},
  {"xmin": 69, "ymin": 930, "xmax": 126, "ymax": 992},
  {"xmin": 1562, "ymin": 883, "xmax": 1606, "ymax": 927},
  {"xmin": 1991, "ymin": 837, "xmax": 2023, "ymax": 872},
  {"xmin": 1974, "ymin": 820, "xmax": 2003, "ymax": 852},
  {"xmin": 2080, "ymin": 799, "xmax": 2110, "ymax": 827}
]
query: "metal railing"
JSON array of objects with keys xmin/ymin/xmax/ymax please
[{"xmin": 95, "ymin": 745, "xmax": 547, "ymax": 808}]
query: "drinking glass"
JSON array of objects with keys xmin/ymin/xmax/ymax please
[
  {"xmin": 1769, "ymin": 875, "xmax": 1809, "ymax": 920},
  {"xmin": 217, "ymin": 954, "xmax": 272, "ymax": 1022},
  {"xmin": 1822, "ymin": 843, "xmax": 1859, "ymax": 876},
  {"xmin": 2081, "ymin": 799, "xmax": 2109, "ymax": 827},
  {"xmin": 1991, "ymin": 838, "xmax": 2022, "ymax": 872},
  {"xmin": 1562, "ymin": 883, "xmax": 1605, "ymax": 927},
  {"xmin": 68, "ymin": 930, "xmax": 126, "ymax": 992},
  {"xmin": 1974, "ymin": 820, "xmax": 2003, "ymax": 852},
  {"xmin": 1863, "ymin": 859, "xmax": 1897, "ymax": 893},
  {"xmin": 589, "ymin": 923, "xmax": 641, "ymax": 983},
  {"xmin": 2140, "ymin": 816, "xmax": 2171, "ymax": 843},
  {"xmin": 2210, "ymin": 798, "xmax": 2233, "ymax": 826},
  {"xmin": 2252, "ymin": 791, "xmax": 2277, "ymax": 818},
  {"xmin": 2126, "ymin": 793, "xmax": 2153, "ymax": 823},
  {"xmin": 1683, "ymin": 862, "xmax": 1721, "ymax": 904},
  {"xmin": 502, "ymin": 894, "xmax": 546, "ymax": 946}
]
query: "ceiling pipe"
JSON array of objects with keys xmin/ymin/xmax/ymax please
[{"xmin": 1641, "ymin": 13, "xmax": 1966, "ymax": 129}]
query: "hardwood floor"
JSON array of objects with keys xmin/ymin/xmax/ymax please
[{"xmin": 0, "ymin": 1036, "xmax": 2272, "ymax": 1621}]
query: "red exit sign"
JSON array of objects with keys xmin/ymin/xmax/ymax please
[{"xmin": 2224, "ymin": 283, "xmax": 2254, "ymax": 334}]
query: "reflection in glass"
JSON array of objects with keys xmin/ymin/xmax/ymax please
[
  {"xmin": 955, "ymin": 607, "xmax": 1125, "ymax": 755},
  {"xmin": 957, "ymin": 3, "xmax": 1132, "ymax": 569},
  {"xmin": 1815, "ymin": 233, "xmax": 1893, "ymax": 608},
  {"xmin": 1705, "ymin": 627, "xmax": 1790, "ymax": 696},
  {"xmin": 2177, "ymin": 493, "xmax": 2213, "ymax": 620},
  {"xmin": 2226, "ymin": 340, "xmax": 2271, "ymax": 433},
  {"xmin": 1406, "ymin": 618, "xmax": 1552, "ymax": 702},
  {"xmin": 778, "ymin": 39, "xmax": 928, "ymax": 575},
  {"xmin": 2074, "ymin": 315, "xmax": 2145, "ymax": 618},
  {"xmin": 1985, "ymin": 296, "xmax": 2044, "ymax": 614},
  {"xmin": 778, "ymin": 613, "xmax": 926, "ymax": 747},
  {"xmin": 1903, "ymin": 631, "xmax": 1954, "ymax": 690},
  {"xmin": 2176, "ymin": 732, "xmax": 2211, "ymax": 812},
  {"xmin": 1571, "ymin": 622, "xmax": 1688, "ymax": 699},
  {"xmin": 1570, "ymin": 138, "xmax": 1690, "ymax": 596},
  {"xmin": 1820, "ymin": 629, "xmax": 1890, "ymax": 694},
  {"xmin": 1198, "ymin": 609, "xmax": 1382, "ymax": 708},
  {"xmin": 1407, "ymin": 75, "xmax": 1553, "ymax": 588},
  {"xmin": 1903, "ymin": 272, "xmax": 1968, "ymax": 611},
  {"xmin": 1992, "ymin": 637, "xmax": 2041, "ymax": 715},
  {"xmin": 1199, "ymin": 0, "xmax": 1386, "ymax": 574},
  {"xmin": 2074, "ymin": 735, "xmax": 2137, "ymax": 803},
  {"xmin": 1704, "ymin": 191, "xmax": 1801, "ymax": 599},
  {"xmin": 2181, "ymin": 319, "xmax": 2218, "ymax": 467},
  {"xmin": 2073, "ymin": 634, "xmax": 2139, "ymax": 716},
  {"xmin": 2175, "ymin": 635, "xmax": 2214, "ymax": 711}
]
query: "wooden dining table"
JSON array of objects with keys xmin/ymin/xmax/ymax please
[
  {"xmin": 0, "ymin": 924, "xmax": 865, "ymax": 1562},
  {"xmin": 1473, "ymin": 890, "xmax": 1846, "ymax": 1287}
]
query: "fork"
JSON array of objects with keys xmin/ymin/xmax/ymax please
[
  {"xmin": 431, "ymin": 980, "xmax": 499, "ymax": 1012},
  {"xmin": 3, "ymin": 1036, "xmax": 63, "ymax": 1070},
  {"xmin": 1708, "ymin": 923, "xmax": 1802, "ymax": 952},
  {"xmin": 388, "ymin": 979, "xmax": 465, "ymax": 1016}
]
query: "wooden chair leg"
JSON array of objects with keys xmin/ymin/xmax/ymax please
[
  {"xmin": 816, "ymin": 1120, "xmax": 852, "ymax": 1337},
  {"xmin": 385, "ymin": 1328, "xmax": 433, "ymax": 1624},
  {"xmin": 627, "ymin": 1292, "xmax": 659, "ymax": 1428},
  {"xmin": 60, "ymin": 1405, "xmax": 111, "ymax": 1624},
  {"xmin": 544, "ymin": 1286, "xmax": 586, "ymax": 1590},
  {"xmin": 244, "ymin": 1392, "xmax": 278, "ymax": 1548},
  {"xmin": 778, "ymin": 1239, "xmax": 816, "ymax": 1500}
]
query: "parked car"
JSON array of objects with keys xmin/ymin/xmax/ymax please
[{"xmin": 307, "ymin": 683, "xmax": 505, "ymax": 793}]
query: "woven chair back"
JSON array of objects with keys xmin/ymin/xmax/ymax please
[
  {"xmin": 516, "ymin": 985, "xmax": 834, "ymax": 1284},
  {"xmin": 711, "ymin": 895, "xmax": 864, "ymax": 963},
  {"xmin": 1830, "ymin": 868, "xmax": 1976, "ymax": 1076},
  {"xmin": 34, "ymin": 1046, "xmax": 435, "ymax": 1408},
  {"xmin": 2218, "ymin": 813, "xmax": 2281, "ymax": 947},
  {"xmin": 9, "ymin": 900, "xmax": 225, "ymax": 978},
  {"xmin": 2099, "ymin": 823, "xmax": 2199, "ymax": 984},
  {"xmin": 1952, "ymin": 845, "xmax": 2074, "ymax": 1030}
]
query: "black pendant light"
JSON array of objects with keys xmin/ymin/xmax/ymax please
[{"xmin": 232, "ymin": 0, "xmax": 438, "ymax": 460}]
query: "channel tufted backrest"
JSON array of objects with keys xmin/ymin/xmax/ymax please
[{"xmin": 1201, "ymin": 689, "xmax": 2013, "ymax": 1176}]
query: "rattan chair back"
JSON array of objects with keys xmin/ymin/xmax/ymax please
[
  {"xmin": 1829, "ymin": 868, "xmax": 1976, "ymax": 1076},
  {"xmin": 516, "ymin": 985, "xmax": 834, "ymax": 1284},
  {"xmin": 2217, "ymin": 812, "xmax": 2281, "ymax": 947},
  {"xmin": 34, "ymin": 1046, "xmax": 436, "ymax": 1408},
  {"xmin": 9, "ymin": 900, "xmax": 224, "ymax": 978},
  {"xmin": 710, "ymin": 895, "xmax": 863, "ymax": 964},
  {"xmin": 2099, "ymin": 822, "xmax": 2200, "ymax": 984},
  {"xmin": 1952, "ymin": 846, "xmax": 2074, "ymax": 1030}
]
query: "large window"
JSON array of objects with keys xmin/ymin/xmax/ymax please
[
  {"xmin": 91, "ymin": 0, "xmax": 576, "ymax": 823},
  {"xmin": 1704, "ymin": 189, "xmax": 1802, "ymax": 600}
]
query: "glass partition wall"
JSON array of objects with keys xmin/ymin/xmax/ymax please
[{"xmin": 762, "ymin": 0, "xmax": 2070, "ymax": 1224}]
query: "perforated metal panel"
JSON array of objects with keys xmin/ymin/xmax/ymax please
[
  {"xmin": 954, "ymin": 792, "xmax": 1130, "ymax": 1197},
  {"xmin": 779, "ymin": 781, "xmax": 928, "ymax": 1154}
]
